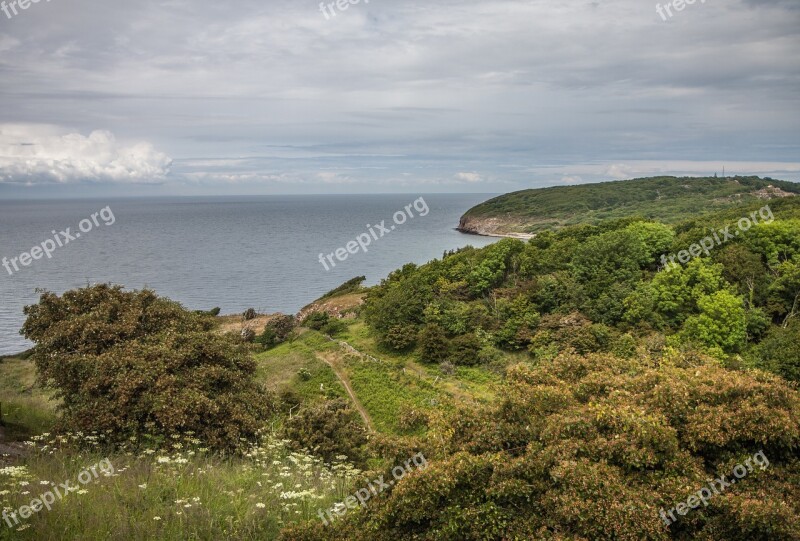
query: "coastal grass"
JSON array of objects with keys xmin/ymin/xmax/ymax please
[
  {"xmin": 0, "ymin": 357, "xmax": 56, "ymax": 441},
  {"xmin": 0, "ymin": 434, "xmax": 361, "ymax": 541},
  {"xmin": 253, "ymin": 334, "xmax": 344, "ymax": 403}
]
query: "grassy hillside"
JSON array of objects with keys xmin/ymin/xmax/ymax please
[{"xmin": 459, "ymin": 175, "xmax": 799, "ymax": 235}]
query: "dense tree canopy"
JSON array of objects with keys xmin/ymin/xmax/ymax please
[{"xmin": 363, "ymin": 198, "xmax": 800, "ymax": 381}]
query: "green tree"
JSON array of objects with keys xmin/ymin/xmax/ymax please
[
  {"xmin": 679, "ymin": 290, "xmax": 747, "ymax": 353},
  {"xmin": 753, "ymin": 319, "xmax": 800, "ymax": 382},
  {"xmin": 418, "ymin": 324, "xmax": 450, "ymax": 363}
]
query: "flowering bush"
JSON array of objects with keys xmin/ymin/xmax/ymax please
[{"xmin": 21, "ymin": 285, "xmax": 273, "ymax": 452}]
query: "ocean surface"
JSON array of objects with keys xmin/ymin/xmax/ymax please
[{"xmin": 0, "ymin": 194, "xmax": 498, "ymax": 355}]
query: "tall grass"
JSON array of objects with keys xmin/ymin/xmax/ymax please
[{"xmin": 0, "ymin": 432, "xmax": 361, "ymax": 541}]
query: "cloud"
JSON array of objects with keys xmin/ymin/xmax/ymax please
[
  {"xmin": 605, "ymin": 164, "xmax": 636, "ymax": 180},
  {"xmin": 0, "ymin": 0, "xmax": 798, "ymax": 194},
  {"xmin": 0, "ymin": 124, "xmax": 172, "ymax": 184},
  {"xmin": 455, "ymin": 172, "xmax": 483, "ymax": 183}
]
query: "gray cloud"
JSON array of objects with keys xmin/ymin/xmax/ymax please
[{"xmin": 0, "ymin": 0, "xmax": 798, "ymax": 195}]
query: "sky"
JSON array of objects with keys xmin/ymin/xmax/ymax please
[{"xmin": 0, "ymin": 0, "xmax": 798, "ymax": 198}]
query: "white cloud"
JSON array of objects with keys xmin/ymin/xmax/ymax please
[
  {"xmin": 0, "ymin": 124, "xmax": 172, "ymax": 184},
  {"xmin": 455, "ymin": 172, "xmax": 483, "ymax": 183}
]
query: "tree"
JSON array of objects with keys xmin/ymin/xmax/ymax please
[
  {"xmin": 679, "ymin": 290, "xmax": 747, "ymax": 353},
  {"xmin": 754, "ymin": 319, "xmax": 800, "ymax": 382},
  {"xmin": 21, "ymin": 285, "xmax": 271, "ymax": 452},
  {"xmin": 418, "ymin": 324, "xmax": 450, "ymax": 363}
]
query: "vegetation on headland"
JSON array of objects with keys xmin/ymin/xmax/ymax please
[
  {"xmin": 2, "ymin": 178, "xmax": 800, "ymax": 540},
  {"xmin": 458, "ymin": 175, "xmax": 800, "ymax": 235}
]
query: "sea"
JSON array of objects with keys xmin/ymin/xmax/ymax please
[{"xmin": 0, "ymin": 194, "xmax": 498, "ymax": 355}]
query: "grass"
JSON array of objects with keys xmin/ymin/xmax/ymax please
[
  {"xmin": 253, "ymin": 333, "xmax": 344, "ymax": 404},
  {"xmin": 0, "ymin": 433, "xmax": 361, "ymax": 541},
  {"xmin": 0, "ymin": 357, "xmax": 56, "ymax": 441}
]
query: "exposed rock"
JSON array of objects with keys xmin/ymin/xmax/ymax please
[{"xmin": 457, "ymin": 215, "xmax": 536, "ymax": 239}]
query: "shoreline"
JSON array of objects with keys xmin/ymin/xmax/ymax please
[{"xmin": 455, "ymin": 227, "xmax": 536, "ymax": 241}]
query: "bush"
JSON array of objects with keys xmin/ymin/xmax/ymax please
[
  {"xmin": 320, "ymin": 276, "xmax": 366, "ymax": 300},
  {"xmin": 383, "ymin": 324, "xmax": 418, "ymax": 351},
  {"xmin": 449, "ymin": 333, "xmax": 482, "ymax": 366},
  {"xmin": 418, "ymin": 324, "xmax": 450, "ymax": 363},
  {"xmin": 321, "ymin": 318, "xmax": 348, "ymax": 337},
  {"xmin": 439, "ymin": 361, "xmax": 455, "ymax": 375},
  {"xmin": 21, "ymin": 285, "xmax": 271, "ymax": 452},
  {"xmin": 258, "ymin": 315, "xmax": 296, "ymax": 348},
  {"xmin": 285, "ymin": 351, "xmax": 800, "ymax": 540},
  {"xmin": 753, "ymin": 319, "xmax": 800, "ymax": 382},
  {"xmin": 281, "ymin": 399, "xmax": 368, "ymax": 465},
  {"xmin": 257, "ymin": 328, "xmax": 279, "ymax": 348},
  {"xmin": 302, "ymin": 311, "xmax": 330, "ymax": 331},
  {"xmin": 240, "ymin": 328, "xmax": 256, "ymax": 342},
  {"xmin": 243, "ymin": 308, "xmax": 258, "ymax": 320}
]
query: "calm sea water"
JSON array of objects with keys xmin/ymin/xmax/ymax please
[{"xmin": 0, "ymin": 194, "xmax": 497, "ymax": 355}]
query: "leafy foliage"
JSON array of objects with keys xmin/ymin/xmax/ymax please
[
  {"xmin": 461, "ymin": 176, "xmax": 800, "ymax": 233},
  {"xmin": 284, "ymin": 351, "xmax": 800, "ymax": 541},
  {"xmin": 20, "ymin": 284, "xmax": 272, "ymax": 452},
  {"xmin": 362, "ymin": 198, "xmax": 800, "ymax": 378},
  {"xmin": 258, "ymin": 315, "xmax": 297, "ymax": 349},
  {"xmin": 281, "ymin": 398, "xmax": 369, "ymax": 465}
]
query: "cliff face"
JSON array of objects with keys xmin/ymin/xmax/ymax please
[{"xmin": 457, "ymin": 215, "xmax": 535, "ymax": 239}]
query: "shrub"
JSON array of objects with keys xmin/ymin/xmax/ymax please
[
  {"xmin": 257, "ymin": 328, "xmax": 279, "ymax": 348},
  {"xmin": 281, "ymin": 399, "xmax": 368, "ymax": 465},
  {"xmin": 753, "ymin": 319, "xmax": 800, "ymax": 381},
  {"xmin": 243, "ymin": 308, "xmax": 258, "ymax": 320},
  {"xmin": 320, "ymin": 276, "xmax": 366, "ymax": 300},
  {"xmin": 21, "ymin": 285, "xmax": 271, "ymax": 452},
  {"xmin": 240, "ymin": 327, "xmax": 257, "ymax": 342},
  {"xmin": 321, "ymin": 318, "xmax": 348, "ymax": 337},
  {"xmin": 418, "ymin": 324, "xmax": 450, "ymax": 363},
  {"xmin": 285, "ymin": 351, "xmax": 800, "ymax": 540},
  {"xmin": 258, "ymin": 315, "xmax": 297, "ymax": 349},
  {"xmin": 302, "ymin": 311, "xmax": 330, "ymax": 331},
  {"xmin": 383, "ymin": 324, "xmax": 418, "ymax": 351},
  {"xmin": 270, "ymin": 314, "xmax": 297, "ymax": 338},
  {"xmin": 449, "ymin": 333, "xmax": 482, "ymax": 366}
]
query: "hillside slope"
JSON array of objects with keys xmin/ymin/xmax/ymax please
[{"xmin": 458, "ymin": 175, "xmax": 799, "ymax": 236}]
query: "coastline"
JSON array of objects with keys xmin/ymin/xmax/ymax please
[
  {"xmin": 456, "ymin": 214, "xmax": 536, "ymax": 240},
  {"xmin": 456, "ymin": 227, "xmax": 536, "ymax": 240}
]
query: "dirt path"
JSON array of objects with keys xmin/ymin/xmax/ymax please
[{"xmin": 316, "ymin": 352, "xmax": 375, "ymax": 433}]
